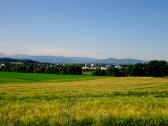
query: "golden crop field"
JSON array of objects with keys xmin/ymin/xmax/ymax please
[{"xmin": 0, "ymin": 72, "xmax": 168, "ymax": 125}]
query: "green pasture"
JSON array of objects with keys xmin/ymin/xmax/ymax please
[{"xmin": 0, "ymin": 72, "xmax": 99, "ymax": 83}]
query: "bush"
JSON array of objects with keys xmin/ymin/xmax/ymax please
[
  {"xmin": 62, "ymin": 64, "xmax": 82, "ymax": 75},
  {"xmin": 92, "ymin": 69, "xmax": 106, "ymax": 76},
  {"xmin": 127, "ymin": 64, "xmax": 146, "ymax": 76},
  {"xmin": 146, "ymin": 60, "xmax": 168, "ymax": 77},
  {"xmin": 105, "ymin": 67, "xmax": 126, "ymax": 77}
]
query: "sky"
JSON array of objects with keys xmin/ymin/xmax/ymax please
[{"xmin": 0, "ymin": 0, "xmax": 168, "ymax": 60}]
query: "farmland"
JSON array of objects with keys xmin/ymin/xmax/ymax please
[{"xmin": 0, "ymin": 72, "xmax": 168, "ymax": 125}]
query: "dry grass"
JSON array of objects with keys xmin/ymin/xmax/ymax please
[{"xmin": 0, "ymin": 76, "xmax": 168, "ymax": 125}]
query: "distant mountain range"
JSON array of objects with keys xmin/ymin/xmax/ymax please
[
  {"xmin": 0, "ymin": 53, "xmax": 148, "ymax": 64},
  {"xmin": 0, "ymin": 58, "xmax": 39, "ymax": 64}
]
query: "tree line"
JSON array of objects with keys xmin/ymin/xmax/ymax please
[
  {"xmin": 92, "ymin": 60, "xmax": 168, "ymax": 77},
  {"xmin": 0, "ymin": 64, "xmax": 82, "ymax": 75},
  {"xmin": 0, "ymin": 60, "xmax": 168, "ymax": 77}
]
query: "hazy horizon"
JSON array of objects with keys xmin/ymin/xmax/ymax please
[
  {"xmin": 0, "ymin": 52, "xmax": 166, "ymax": 61},
  {"xmin": 0, "ymin": 0, "xmax": 168, "ymax": 60}
]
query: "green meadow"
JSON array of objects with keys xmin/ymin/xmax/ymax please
[
  {"xmin": 0, "ymin": 72, "xmax": 99, "ymax": 83},
  {"xmin": 0, "ymin": 72, "xmax": 168, "ymax": 125}
]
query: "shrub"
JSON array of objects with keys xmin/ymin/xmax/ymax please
[
  {"xmin": 92, "ymin": 68, "xmax": 106, "ymax": 76},
  {"xmin": 62, "ymin": 64, "xmax": 82, "ymax": 75}
]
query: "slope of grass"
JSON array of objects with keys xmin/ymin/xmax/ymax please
[{"xmin": 0, "ymin": 73, "xmax": 168, "ymax": 125}]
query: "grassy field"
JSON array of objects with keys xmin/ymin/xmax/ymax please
[
  {"xmin": 0, "ymin": 72, "xmax": 99, "ymax": 83},
  {"xmin": 0, "ymin": 72, "xmax": 168, "ymax": 125}
]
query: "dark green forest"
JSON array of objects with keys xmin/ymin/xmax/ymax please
[{"xmin": 93, "ymin": 60, "xmax": 168, "ymax": 77}]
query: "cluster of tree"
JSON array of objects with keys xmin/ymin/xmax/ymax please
[
  {"xmin": 0, "ymin": 60, "xmax": 167, "ymax": 77},
  {"xmin": 92, "ymin": 60, "xmax": 168, "ymax": 77},
  {"xmin": 92, "ymin": 67, "xmax": 126, "ymax": 76},
  {"xmin": 0, "ymin": 64, "xmax": 82, "ymax": 75},
  {"xmin": 62, "ymin": 64, "xmax": 82, "ymax": 75}
]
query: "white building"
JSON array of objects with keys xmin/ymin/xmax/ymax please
[
  {"xmin": 101, "ymin": 67, "xmax": 107, "ymax": 70},
  {"xmin": 114, "ymin": 65, "xmax": 122, "ymax": 69},
  {"xmin": 0, "ymin": 64, "xmax": 5, "ymax": 66},
  {"xmin": 82, "ymin": 64, "xmax": 90, "ymax": 70}
]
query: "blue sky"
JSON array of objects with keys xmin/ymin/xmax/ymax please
[{"xmin": 0, "ymin": 0, "xmax": 168, "ymax": 60}]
